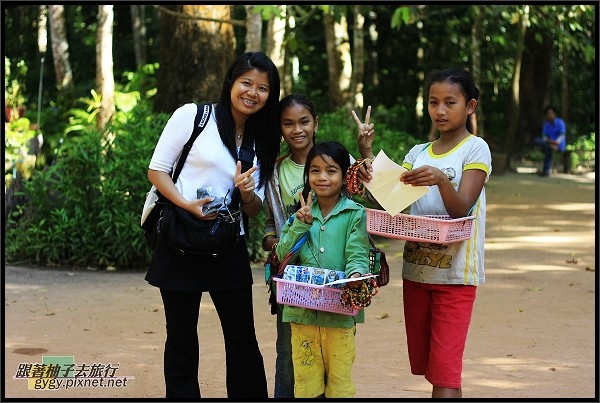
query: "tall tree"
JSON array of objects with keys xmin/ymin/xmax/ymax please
[
  {"xmin": 323, "ymin": 7, "xmax": 352, "ymax": 110},
  {"xmin": 351, "ymin": 5, "xmax": 366, "ymax": 109},
  {"xmin": 48, "ymin": 5, "xmax": 73, "ymax": 90},
  {"xmin": 517, "ymin": 26, "xmax": 553, "ymax": 150},
  {"xmin": 390, "ymin": 5, "xmax": 423, "ymax": 132},
  {"xmin": 37, "ymin": 6, "xmax": 48, "ymax": 55},
  {"xmin": 266, "ymin": 6, "xmax": 288, "ymax": 96},
  {"xmin": 96, "ymin": 5, "xmax": 115, "ymax": 131},
  {"xmin": 559, "ymin": 42, "xmax": 569, "ymax": 124},
  {"xmin": 504, "ymin": 5, "xmax": 529, "ymax": 156},
  {"xmin": 130, "ymin": 5, "xmax": 147, "ymax": 68},
  {"xmin": 244, "ymin": 5, "xmax": 262, "ymax": 51},
  {"xmin": 471, "ymin": 5, "xmax": 485, "ymax": 138},
  {"xmin": 154, "ymin": 5, "xmax": 235, "ymax": 113},
  {"xmin": 34, "ymin": 5, "xmax": 48, "ymax": 143}
]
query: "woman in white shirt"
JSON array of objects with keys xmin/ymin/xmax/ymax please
[{"xmin": 145, "ymin": 51, "xmax": 281, "ymax": 399}]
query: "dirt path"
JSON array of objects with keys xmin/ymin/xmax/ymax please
[{"xmin": 4, "ymin": 171, "xmax": 596, "ymax": 399}]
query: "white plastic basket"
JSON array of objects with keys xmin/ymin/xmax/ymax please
[
  {"xmin": 366, "ymin": 208, "xmax": 475, "ymax": 244},
  {"xmin": 272, "ymin": 278, "xmax": 359, "ymax": 316}
]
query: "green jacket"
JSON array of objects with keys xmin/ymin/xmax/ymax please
[{"xmin": 277, "ymin": 195, "xmax": 371, "ymax": 328}]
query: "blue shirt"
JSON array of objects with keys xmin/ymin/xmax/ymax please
[{"xmin": 542, "ymin": 117, "xmax": 567, "ymax": 152}]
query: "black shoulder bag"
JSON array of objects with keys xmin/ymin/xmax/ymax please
[
  {"xmin": 157, "ymin": 110, "xmax": 256, "ymax": 256},
  {"xmin": 142, "ymin": 103, "xmax": 212, "ymax": 248}
]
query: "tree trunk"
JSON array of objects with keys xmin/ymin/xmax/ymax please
[
  {"xmin": 416, "ymin": 15, "xmax": 426, "ymax": 134},
  {"xmin": 560, "ymin": 42, "xmax": 569, "ymax": 124},
  {"xmin": 351, "ymin": 5, "xmax": 365, "ymax": 109},
  {"xmin": 266, "ymin": 6, "xmax": 289, "ymax": 97},
  {"xmin": 471, "ymin": 5, "xmax": 484, "ymax": 138},
  {"xmin": 130, "ymin": 5, "xmax": 147, "ymax": 68},
  {"xmin": 36, "ymin": 5, "xmax": 48, "ymax": 133},
  {"xmin": 244, "ymin": 5, "xmax": 262, "ymax": 52},
  {"xmin": 504, "ymin": 6, "xmax": 529, "ymax": 157},
  {"xmin": 366, "ymin": 10, "xmax": 379, "ymax": 87},
  {"xmin": 96, "ymin": 5, "xmax": 115, "ymax": 131},
  {"xmin": 155, "ymin": 5, "xmax": 235, "ymax": 113},
  {"xmin": 517, "ymin": 26, "xmax": 553, "ymax": 151},
  {"xmin": 38, "ymin": 5, "xmax": 48, "ymax": 54},
  {"xmin": 323, "ymin": 12, "xmax": 341, "ymax": 110},
  {"xmin": 48, "ymin": 5, "xmax": 73, "ymax": 89},
  {"xmin": 323, "ymin": 9, "xmax": 351, "ymax": 110}
]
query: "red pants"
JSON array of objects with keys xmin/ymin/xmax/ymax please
[{"xmin": 403, "ymin": 279, "xmax": 476, "ymax": 388}]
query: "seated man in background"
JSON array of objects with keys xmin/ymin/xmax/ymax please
[{"xmin": 535, "ymin": 105, "xmax": 567, "ymax": 176}]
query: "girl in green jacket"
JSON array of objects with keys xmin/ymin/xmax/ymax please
[{"xmin": 275, "ymin": 141, "xmax": 372, "ymax": 398}]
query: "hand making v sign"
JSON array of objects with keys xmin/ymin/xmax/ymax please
[
  {"xmin": 352, "ymin": 105, "xmax": 375, "ymax": 153},
  {"xmin": 352, "ymin": 105, "xmax": 375, "ymax": 182},
  {"xmin": 295, "ymin": 192, "xmax": 314, "ymax": 225}
]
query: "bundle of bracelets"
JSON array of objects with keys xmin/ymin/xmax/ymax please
[
  {"xmin": 346, "ymin": 158, "xmax": 372, "ymax": 197},
  {"xmin": 340, "ymin": 278, "xmax": 379, "ymax": 310}
]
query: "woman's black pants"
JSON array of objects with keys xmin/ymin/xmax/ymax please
[{"xmin": 160, "ymin": 286, "xmax": 268, "ymax": 398}]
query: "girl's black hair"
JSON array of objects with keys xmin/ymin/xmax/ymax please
[
  {"xmin": 215, "ymin": 51, "xmax": 281, "ymax": 189},
  {"xmin": 427, "ymin": 68, "xmax": 480, "ymax": 134},
  {"xmin": 297, "ymin": 141, "xmax": 351, "ymax": 208}
]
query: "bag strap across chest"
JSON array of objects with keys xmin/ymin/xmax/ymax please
[
  {"xmin": 171, "ymin": 103, "xmax": 213, "ymax": 184},
  {"xmin": 229, "ymin": 130, "xmax": 255, "ymax": 208},
  {"xmin": 156, "ymin": 103, "xmax": 212, "ymax": 204}
]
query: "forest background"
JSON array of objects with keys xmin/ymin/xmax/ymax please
[{"xmin": 3, "ymin": 4, "xmax": 597, "ymax": 270}]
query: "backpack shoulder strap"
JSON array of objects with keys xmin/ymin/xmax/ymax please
[
  {"xmin": 238, "ymin": 132, "xmax": 255, "ymax": 173},
  {"xmin": 232, "ymin": 130, "xmax": 256, "ymax": 237},
  {"xmin": 171, "ymin": 103, "xmax": 212, "ymax": 183},
  {"xmin": 230, "ymin": 132, "xmax": 256, "ymax": 204}
]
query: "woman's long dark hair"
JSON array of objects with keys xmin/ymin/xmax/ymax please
[
  {"xmin": 215, "ymin": 51, "xmax": 281, "ymax": 189},
  {"xmin": 427, "ymin": 68, "xmax": 480, "ymax": 134},
  {"xmin": 297, "ymin": 141, "xmax": 351, "ymax": 209}
]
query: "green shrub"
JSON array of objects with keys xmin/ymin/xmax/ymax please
[
  {"xmin": 567, "ymin": 132, "xmax": 596, "ymax": 171},
  {"xmin": 5, "ymin": 127, "xmax": 105, "ymax": 265},
  {"xmin": 5, "ymin": 100, "xmax": 169, "ymax": 269},
  {"xmin": 4, "ymin": 115, "xmax": 36, "ymax": 186}
]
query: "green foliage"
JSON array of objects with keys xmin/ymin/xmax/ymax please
[
  {"xmin": 391, "ymin": 6, "xmax": 418, "ymax": 28},
  {"xmin": 98, "ymin": 105, "xmax": 170, "ymax": 267},
  {"xmin": 248, "ymin": 209, "xmax": 268, "ymax": 263},
  {"xmin": 4, "ymin": 117, "xmax": 36, "ymax": 183},
  {"xmin": 566, "ymin": 132, "xmax": 596, "ymax": 171},
  {"xmin": 5, "ymin": 96, "xmax": 170, "ymax": 269},
  {"xmin": 253, "ymin": 5, "xmax": 284, "ymax": 20},
  {"xmin": 4, "ymin": 56, "xmax": 28, "ymax": 109},
  {"xmin": 5, "ymin": 127, "xmax": 105, "ymax": 265},
  {"xmin": 119, "ymin": 63, "xmax": 159, "ymax": 100}
]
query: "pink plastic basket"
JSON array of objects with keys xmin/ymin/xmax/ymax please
[
  {"xmin": 366, "ymin": 208, "xmax": 475, "ymax": 243},
  {"xmin": 272, "ymin": 278, "xmax": 359, "ymax": 316}
]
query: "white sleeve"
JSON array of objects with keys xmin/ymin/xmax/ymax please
[
  {"xmin": 402, "ymin": 143, "xmax": 428, "ymax": 169},
  {"xmin": 464, "ymin": 137, "xmax": 492, "ymax": 179},
  {"xmin": 148, "ymin": 103, "xmax": 197, "ymax": 173}
]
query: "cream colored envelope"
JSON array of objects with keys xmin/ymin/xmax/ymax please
[{"xmin": 364, "ymin": 149, "xmax": 429, "ymax": 215}]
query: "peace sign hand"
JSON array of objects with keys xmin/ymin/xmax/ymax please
[
  {"xmin": 352, "ymin": 105, "xmax": 375, "ymax": 160},
  {"xmin": 234, "ymin": 161, "xmax": 258, "ymax": 197},
  {"xmin": 296, "ymin": 192, "xmax": 313, "ymax": 225}
]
